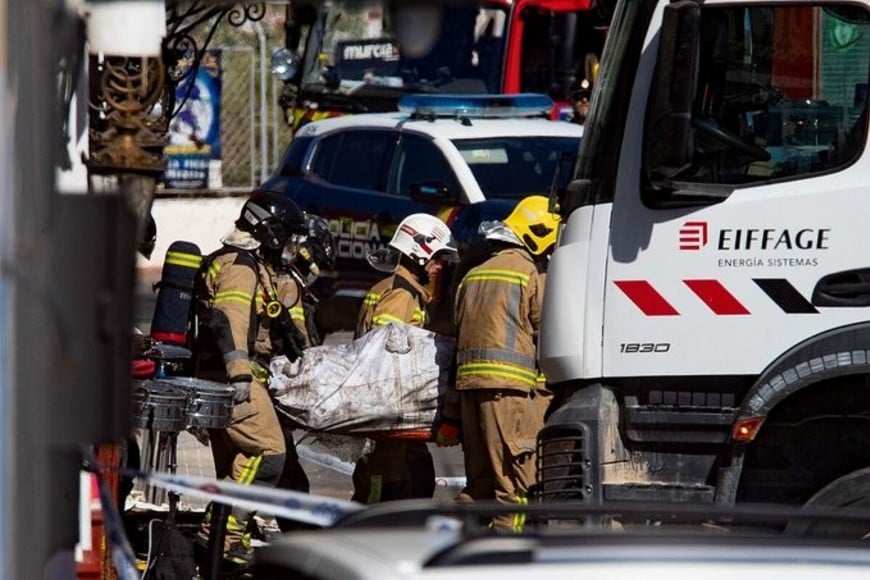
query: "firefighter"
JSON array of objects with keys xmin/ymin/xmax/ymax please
[
  {"xmin": 570, "ymin": 78, "xmax": 592, "ymax": 126},
  {"xmin": 274, "ymin": 212, "xmax": 337, "ymax": 533},
  {"xmin": 352, "ymin": 213, "xmax": 459, "ymax": 504},
  {"xmin": 288, "ymin": 212, "xmax": 337, "ymax": 347},
  {"xmin": 448, "ymin": 195, "xmax": 558, "ymax": 531},
  {"xmin": 193, "ymin": 191, "xmax": 309, "ymax": 568}
]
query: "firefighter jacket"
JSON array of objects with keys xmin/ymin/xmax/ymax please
[
  {"xmin": 355, "ymin": 264, "xmax": 431, "ymax": 339},
  {"xmin": 196, "ymin": 246, "xmax": 310, "ymax": 383},
  {"xmin": 286, "ymin": 286, "xmax": 312, "ymax": 349},
  {"xmin": 254, "ymin": 272, "xmax": 311, "ymax": 354},
  {"xmin": 454, "ymin": 247, "xmax": 544, "ymax": 391}
]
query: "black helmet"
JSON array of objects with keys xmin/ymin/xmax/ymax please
[
  {"xmin": 294, "ymin": 214, "xmax": 336, "ymax": 282},
  {"xmin": 236, "ymin": 191, "xmax": 306, "ymax": 251},
  {"xmin": 303, "ymin": 214, "xmax": 336, "ymax": 271}
]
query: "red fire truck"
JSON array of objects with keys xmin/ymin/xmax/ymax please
[{"xmin": 275, "ymin": 0, "xmax": 612, "ymax": 128}]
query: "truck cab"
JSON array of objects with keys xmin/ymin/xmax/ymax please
[{"xmin": 538, "ymin": 0, "xmax": 870, "ymax": 510}]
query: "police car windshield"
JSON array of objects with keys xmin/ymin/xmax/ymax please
[{"xmin": 453, "ymin": 136, "xmax": 581, "ymax": 199}]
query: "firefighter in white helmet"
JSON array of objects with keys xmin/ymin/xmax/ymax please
[
  {"xmin": 352, "ymin": 213, "xmax": 459, "ymax": 503},
  {"xmin": 448, "ymin": 195, "xmax": 558, "ymax": 530}
]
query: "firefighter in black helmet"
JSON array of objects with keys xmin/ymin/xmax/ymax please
[
  {"xmin": 194, "ymin": 190, "xmax": 309, "ymax": 569},
  {"xmin": 288, "ymin": 213, "xmax": 337, "ymax": 346},
  {"xmin": 273, "ymin": 212, "xmax": 338, "ymax": 533}
]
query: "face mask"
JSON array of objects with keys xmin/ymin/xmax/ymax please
[
  {"xmin": 281, "ymin": 245, "xmax": 296, "ymax": 267},
  {"xmin": 279, "ymin": 233, "xmax": 306, "ymax": 268}
]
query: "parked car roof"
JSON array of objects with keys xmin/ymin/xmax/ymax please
[{"xmin": 294, "ymin": 109, "xmax": 586, "ymax": 141}]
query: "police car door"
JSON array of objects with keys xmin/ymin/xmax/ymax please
[{"xmin": 293, "ymin": 129, "xmax": 399, "ymax": 289}]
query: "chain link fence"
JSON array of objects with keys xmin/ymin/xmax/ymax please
[{"xmin": 221, "ymin": 44, "xmax": 295, "ymax": 191}]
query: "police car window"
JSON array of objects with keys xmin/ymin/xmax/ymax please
[
  {"xmin": 311, "ymin": 135, "xmax": 340, "ymax": 181},
  {"xmin": 390, "ymin": 135, "xmax": 461, "ymax": 198},
  {"xmin": 674, "ymin": 5, "xmax": 868, "ymax": 185},
  {"xmin": 453, "ymin": 136, "xmax": 582, "ymax": 199},
  {"xmin": 279, "ymin": 136, "xmax": 313, "ymax": 176},
  {"xmin": 329, "ymin": 131, "xmax": 394, "ymax": 190}
]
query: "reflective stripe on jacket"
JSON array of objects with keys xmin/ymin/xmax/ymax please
[
  {"xmin": 355, "ymin": 264, "xmax": 431, "ymax": 338},
  {"xmin": 198, "ymin": 247, "xmax": 309, "ymax": 380},
  {"xmin": 454, "ymin": 247, "xmax": 544, "ymax": 391}
]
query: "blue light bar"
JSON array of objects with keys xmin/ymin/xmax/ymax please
[{"xmin": 397, "ymin": 93, "xmax": 554, "ymax": 119}]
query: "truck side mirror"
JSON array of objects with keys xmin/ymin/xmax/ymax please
[{"xmin": 644, "ymin": 0, "xmax": 701, "ymax": 182}]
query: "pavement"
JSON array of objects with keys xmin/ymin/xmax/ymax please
[{"xmin": 129, "ymin": 428, "xmax": 464, "ymax": 511}]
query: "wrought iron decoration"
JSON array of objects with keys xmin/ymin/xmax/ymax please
[{"xmin": 87, "ymin": 1, "xmax": 266, "ymax": 177}]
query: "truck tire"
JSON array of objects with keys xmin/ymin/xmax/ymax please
[{"xmin": 784, "ymin": 466, "xmax": 870, "ymax": 539}]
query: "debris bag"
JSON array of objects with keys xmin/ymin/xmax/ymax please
[{"xmin": 269, "ymin": 323, "xmax": 456, "ymax": 434}]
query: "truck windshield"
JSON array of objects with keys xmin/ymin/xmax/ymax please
[
  {"xmin": 672, "ymin": 5, "xmax": 869, "ymax": 185},
  {"xmin": 454, "ymin": 136, "xmax": 582, "ymax": 199},
  {"xmin": 303, "ymin": 2, "xmax": 509, "ymax": 94}
]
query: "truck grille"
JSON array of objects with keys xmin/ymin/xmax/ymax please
[{"xmin": 536, "ymin": 429, "xmax": 589, "ymax": 501}]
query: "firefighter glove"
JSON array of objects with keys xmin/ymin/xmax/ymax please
[
  {"xmin": 231, "ymin": 380, "xmax": 252, "ymax": 404},
  {"xmin": 435, "ymin": 420, "xmax": 461, "ymax": 448},
  {"xmin": 271, "ymin": 305, "xmax": 307, "ymax": 362}
]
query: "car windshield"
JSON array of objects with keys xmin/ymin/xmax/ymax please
[{"xmin": 453, "ymin": 136, "xmax": 581, "ymax": 199}]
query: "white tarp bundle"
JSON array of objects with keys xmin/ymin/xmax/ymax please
[{"xmin": 269, "ymin": 323, "xmax": 456, "ymax": 435}]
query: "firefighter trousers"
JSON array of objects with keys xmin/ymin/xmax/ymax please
[
  {"xmin": 351, "ymin": 440, "xmax": 435, "ymax": 503},
  {"xmin": 456, "ymin": 388, "xmax": 552, "ymax": 531},
  {"xmin": 204, "ymin": 380, "xmax": 286, "ymax": 549},
  {"xmin": 276, "ymin": 414, "xmax": 314, "ymax": 532}
]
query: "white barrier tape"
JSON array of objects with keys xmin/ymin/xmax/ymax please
[
  {"xmin": 435, "ymin": 477, "xmax": 467, "ymax": 489},
  {"xmin": 127, "ymin": 469, "xmax": 364, "ymax": 527},
  {"xmin": 296, "ymin": 444, "xmax": 467, "ymax": 491},
  {"xmin": 296, "ymin": 444, "xmax": 355, "ymax": 476}
]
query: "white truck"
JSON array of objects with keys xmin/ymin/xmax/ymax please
[{"xmin": 538, "ymin": 0, "xmax": 870, "ymax": 510}]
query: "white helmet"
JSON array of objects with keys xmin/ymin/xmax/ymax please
[{"xmin": 388, "ymin": 213, "xmax": 459, "ymax": 266}]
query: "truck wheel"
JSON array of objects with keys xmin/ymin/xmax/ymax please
[{"xmin": 784, "ymin": 467, "xmax": 870, "ymax": 539}]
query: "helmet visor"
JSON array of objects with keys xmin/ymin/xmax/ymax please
[
  {"xmin": 433, "ymin": 247, "xmax": 459, "ymax": 263},
  {"xmin": 367, "ymin": 247, "xmax": 401, "ymax": 273}
]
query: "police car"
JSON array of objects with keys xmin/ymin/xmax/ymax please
[{"xmin": 259, "ymin": 94, "xmax": 583, "ymax": 332}]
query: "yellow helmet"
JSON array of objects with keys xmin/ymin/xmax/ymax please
[{"xmin": 503, "ymin": 195, "xmax": 560, "ymax": 255}]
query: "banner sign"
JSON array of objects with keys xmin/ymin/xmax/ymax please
[{"xmin": 162, "ymin": 50, "xmax": 222, "ymax": 189}]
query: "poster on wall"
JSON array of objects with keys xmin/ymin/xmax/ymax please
[{"xmin": 161, "ymin": 50, "xmax": 222, "ymax": 190}]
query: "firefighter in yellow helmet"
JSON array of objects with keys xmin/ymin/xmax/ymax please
[
  {"xmin": 447, "ymin": 195, "xmax": 558, "ymax": 531},
  {"xmin": 352, "ymin": 213, "xmax": 459, "ymax": 504}
]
